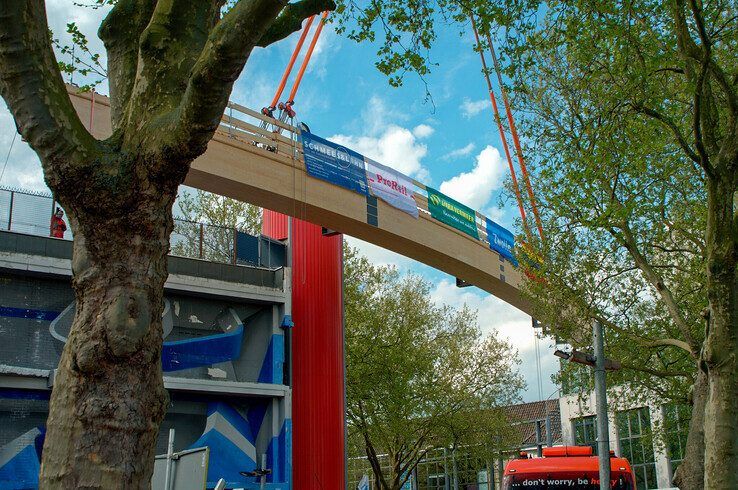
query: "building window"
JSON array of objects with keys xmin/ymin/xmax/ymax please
[
  {"xmin": 663, "ymin": 403, "xmax": 691, "ymax": 475},
  {"xmin": 427, "ymin": 473, "xmax": 447, "ymax": 489},
  {"xmin": 573, "ymin": 415, "xmax": 598, "ymax": 454},
  {"xmin": 617, "ymin": 408, "xmax": 658, "ymax": 490}
]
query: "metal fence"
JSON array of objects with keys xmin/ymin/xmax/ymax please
[
  {"xmin": 348, "ymin": 447, "xmax": 493, "ymax": 490},
  {"xmin": 0, "ymin": 187, "xmax": 61, "ymax": 238},
  {"xmin": 0, "ymin": 186, "xmax": 282, "ymax": 268}
]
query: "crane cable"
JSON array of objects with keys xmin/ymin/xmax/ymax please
[
  {"xmin": 469, "ymin": 14, "xmax": 532, "ymax": 243},
  {"xmin": 485, "ymin": 32, "xmax": 545, "ymax": 243}
]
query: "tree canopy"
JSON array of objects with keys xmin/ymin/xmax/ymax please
[
  {"xmin": 344, "ymin": 245, "xmax": 523, "ymax": 490},
  {"xmin": 487, "ymin": 0, "xmax": 737, "ymax": 488}
]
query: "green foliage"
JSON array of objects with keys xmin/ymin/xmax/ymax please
[
  {"xmin": 493, "ymin": 0, "xmax": 737, "ymax": 407},
  {"xmin": 344, "ymin": 244, "xmax": 523, "ymax": 488},
  {"xmin": 52, "ymin": 22, "xmax": 107, "ymax": 91}
]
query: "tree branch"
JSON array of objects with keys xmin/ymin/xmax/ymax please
[
  {"xmin": 175, "ymin": 0, "xmax": 335, "ymax": 160},
  {"xmin": 257, "ymin": 0, "xmax": 336, "ymax": 47},
  {"xmin": 629, "ymin": 102, "xmax": 703, "ymax": 167},
  {"xmin": 98, "ymin": 0, "xmax": 157, "ymax": 131},
  {"xmin": 620, "ymin": 362, "xmax": 694, "ymax": 378},
  {"xmin": 127, "ymin": 0, "xmax": 226, "ymax": 125},
  {"xmin": 692, "ymin": 50, "xmax": 713, "ymax": 175},
  {"xmin": 643, "ymin": 337, "xmax": 695, "ymax": 353},
  {"xmin": 0, "ymin": 0, "xmax": 99, "ymax": 186},
  {"xmin": 613, "ymin": 223, "xmax": 700, "ymax": 353},
  {"xmin": 172, "ymin": 0, "xmax": 278, "ymax": 157}
]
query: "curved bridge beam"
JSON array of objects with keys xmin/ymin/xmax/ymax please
[{"xmin": 68, "ymin": 88, "xmax": 531, "ymax": 314}]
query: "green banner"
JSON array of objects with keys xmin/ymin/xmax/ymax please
[{"xmin": 426, "ymin": 187, "xmax": 479, "ymax": 239}]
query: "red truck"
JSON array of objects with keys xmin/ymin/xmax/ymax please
[{"xmin": 502, "ymin": 446, "xmax": 636, "ymax": 490}]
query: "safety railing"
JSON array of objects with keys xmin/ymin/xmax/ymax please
[
  {"xmin": 213, "ymin": 101, "xmax": 502, "ymax": 253},
  {"xmin": 0, "ymin": 186, "xmax": 284, "ymax": 269},
  {"xmin": 347, "ymin": 446, "xmax": 493, "ymax": 490}
]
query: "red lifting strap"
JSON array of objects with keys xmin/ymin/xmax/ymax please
[{"xmin": 470, "ymin": 14, "xmax": 532, "ymax": 242}]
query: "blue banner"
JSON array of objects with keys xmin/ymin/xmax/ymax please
[
  {"xmin": 486, "ymin": 218, "xmax": 517, "ymax": 265},
  {"xmin": 301, "ymin": 132, "xmax": 368, "ymax": 195}
]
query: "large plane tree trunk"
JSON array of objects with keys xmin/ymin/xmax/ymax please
[
  {"xmin": 673, "ymin": 369, "xmax": 707, "ymax": 490},
  {"xmin": 0, "ymin": 0, "xmax": 333, "ymax": 486},
  {"xmin": 702, "ymin": 175, "xmax": 738, "ymax": 489},
  {"xmin": 40, "ymin": 188, "xmax": 177, "ymax": 487}
]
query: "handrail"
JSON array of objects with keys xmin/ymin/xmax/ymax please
[{"xmin": 213, "ymin": 104, "xmax": 505, "ymax": 253}]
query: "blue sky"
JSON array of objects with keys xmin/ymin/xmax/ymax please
[{"xmin": 0, "ymin": 1, "xmax": 559, "ymax": 402}]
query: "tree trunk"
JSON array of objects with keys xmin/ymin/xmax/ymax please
[
  {"xmin": 38, "ymin": 190, "xmax": 176, "ymax": 488},
  {"xmin": 702, "ymin": 175, "xmax": 738, "ymax": 489},
  {"xmin": 673, "ymin": 369, "xmax": 707, "ymax": 490}
]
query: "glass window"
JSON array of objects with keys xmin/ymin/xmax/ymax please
[
  {"xmin": 573, "ymin": 415, "xmax": 598, "ymax": 454},
  {"xmin": 663, "ymin": 403, "xmax": 691, "ymax": 474},
  {"xmin": 428, "ymin": 473, "xmax": 447, "ymax": 489},
  {"xmin": 617, "ymin": 407, "xmax": 658, "ymax": 490}
]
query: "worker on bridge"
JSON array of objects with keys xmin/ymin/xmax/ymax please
[{"xmin": 50, "ymin": 207, "xmax": 66, "ymax": 239}]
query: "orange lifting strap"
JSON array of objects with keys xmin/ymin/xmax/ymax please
[
  {"xmin": 469, "ymin": 15, "xmax": 532, "ymax": 243},
  {"xmin": 264, "ymin": 11, "xmax": 329, "ymax": 120},
  {"xmin": 287, "ymin": 11, "xmax": 329, "ymax": 105},
  {"xmin": 267, "ymin": 15, "xmax": 317, "ymax": 111},
  {"xmin": 485, "ymin": 32, "xmax": 545, "ymax": 243}
]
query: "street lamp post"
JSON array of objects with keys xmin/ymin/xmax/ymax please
[
  {"xmin": 592, "ymin": 320, "xmax": 611, "ymax": 490},
  {"xmin": 554, "ymin": 320, "xmax": 618, "ymax": 490}
]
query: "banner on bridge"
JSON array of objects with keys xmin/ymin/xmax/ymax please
[
  {"xmin": 301, "ymin": 132, "xmax": 368, "ymax": 196},
  {"xmin": 425, "ymin": 187, "xmax": 479, "ymax": 239},
  {"xmin": 365, "ymin": 158, "xmax": 418, "ymax": 218},
  {"xmin": 485, "ymin": 218, "xmax": 517, "ymax": 265}
]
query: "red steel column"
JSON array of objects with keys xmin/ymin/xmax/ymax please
[{"xmin": 262, "ymin": 210, "xmax": 346, "ymax": 488}]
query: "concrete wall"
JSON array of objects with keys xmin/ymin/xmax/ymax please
[{"xmin": 0, "ymin": 229, "xmax": 293, "ymax": 488}]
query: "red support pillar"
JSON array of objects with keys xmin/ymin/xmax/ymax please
[{"xmin": 262, "ymin": 210, "xmax": 346, "ymax": 488}]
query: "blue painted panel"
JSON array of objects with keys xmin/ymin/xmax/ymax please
[
  {"xmin": 0, "ymin": 389, "xmax": 50, "ymax": 401},
  {"xmin": 0, "ymin": 306, "xmax": 59, "ymax": 321},
  {"xmin": 161, "ymin": 324, "xmax": 244, "ymax": 372},
  {"xmin": 206, "ymin": 403, "xmax": 255, "ymax": 445},
  {"xmin": 193, "ymin": 430, "xmax": 256, "ymax": 487},
  {"xmin": 0, "ymin": 444, "xmax": 40, "ymax": 490},
  {"xmin": 247, "ymin": 401, "xmax": 269, "ymax": 446},
  {"xmin": 236, "ymin": 232, "xmax": 260, "ymax": 265},
  {"xmin": 265, "ymin": 419, "xmax": 291, "ymax": 484},
  {"xmin": 258, "ymin": 334, "xmax": 285, "ymax": 385},
  {"xmin": 0, "ymin": 428, "xmax": 45, "ymax": 490}
]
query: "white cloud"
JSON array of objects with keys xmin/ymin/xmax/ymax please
[
  {"xmin": 439, "ymin": 145, "xmax": 506, "ymax": 209},
  {"xmin": 330, "ymin": 97, "xmax": 430, "ymax": 179},
  {"xmin": 460, "ymin": 97, "xmax": 490, "ymax": 118},
  {"xmin": 429, "ymin": 279, "xmax": 559, "ymax": 402},
  {"xmin": 443, "ymin": 142, "xmax": 476, "ymax": 160},
  {"xmin": 412, "ymin": 124, "xmax": 434, "ymax": 139},
  {"xmin": 0, "ymin": 107, "xmax": 47, "ymax": 192}
]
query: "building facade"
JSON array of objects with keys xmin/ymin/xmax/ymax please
[
  {"xmin": 346, "ymin": 399, "xmax": 562, "ymax": 490},
  {"xmin": 0, "ymin": 187, "xmax": 294, "ymax": 489},
  {"xmin": 559, "ymin": 388, "xmax": 689, "ymax": 490}
]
